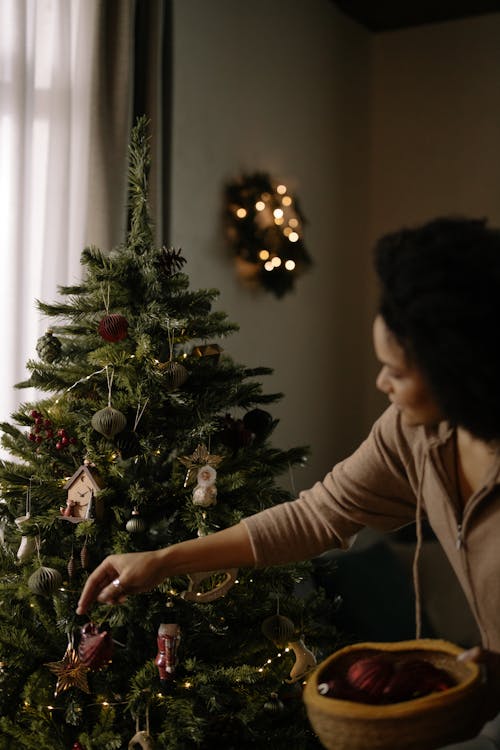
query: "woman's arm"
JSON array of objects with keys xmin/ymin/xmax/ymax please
[{"xmin": 76, "ymin": 521, "xmax": 255, "ymax": 615}]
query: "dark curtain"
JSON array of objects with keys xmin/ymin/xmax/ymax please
[{"xmin": 86, "ymin": 0, "xmax": 172, "ymax": 252}]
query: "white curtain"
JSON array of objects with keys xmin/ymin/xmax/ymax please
[
  {"xmin": 0, "ymin": 0, "xmax": 167, "ymax": 434},
  {"xmin": 0, "ymin": 0, "xmax": 100, "ymax": 423}
]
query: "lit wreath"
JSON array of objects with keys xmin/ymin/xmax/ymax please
[{"xmin": 224, "ymin": 172, "xmax": 312, "ymax": 297}]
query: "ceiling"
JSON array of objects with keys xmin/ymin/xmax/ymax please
[{"xmin": 330, "ymin": 1, "xmax": 500, "ymax": 31}]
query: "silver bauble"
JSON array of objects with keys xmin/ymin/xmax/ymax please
[
  {"xmin": 91, "ymin": 406, "xmax": 127, "ymax": 438},
  {"xmin": 261, "ymin": 614, "xmax": 295, "ymax": 647},
  {"xmin": 162, "ymin": 361, "xmax": 189, "ymax": 389},
  {"xmin": 28, "ymin": 565, "xmax": 63, "ymax": 596}
]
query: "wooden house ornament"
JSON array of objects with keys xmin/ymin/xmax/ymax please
[{"xmin": 61, "ymin": 464, "xmax": 104, "ymax": 523}]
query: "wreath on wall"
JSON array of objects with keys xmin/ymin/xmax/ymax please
[{"xmin": 224, "ymin": 172, "xmax": 312, "ymax": 297}]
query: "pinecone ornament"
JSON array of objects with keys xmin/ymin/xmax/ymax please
[{"xmin": 36, "ymin": 330, "xmax": 62, "ymax": 362}]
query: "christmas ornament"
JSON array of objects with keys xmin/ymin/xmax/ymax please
[
  {"xmin": 61, "ymin": 464, "xmax": 104, "ymax": 522},
  {"xmin": 80, "ymin": 541, "xmax": 90, "ymax": 569},
  {"xmin": 45, "ymin": 642, "xmax": 90, "ymax": 696},
  {"xmin": 159, "ymin": 360, "xmax": 189, "ymax": 388},
  {"xmin": 28, "ymin": 565, "xmax": 63, "ymax": 596},
  {"xmin": 128, "ymin": 731, "xmax": 154, "ymax": 750},
  {"xmin": 217, "ymin": 413, "xmax": 254, "ymax": 450},
  {"xmin": 381, "ymin": 658, "xmax": 454, "ymax": 701},
  {"xmin": 156, "ymin": 245, "xmax": 187, "ymax": 276},
  {"xmin": 192, "ymin": 465, "xmax": 217, "ymax": 507},
  {"xmin": 126, "ymin": 509, "xmax": 146, "ymax": 534},
  {"xmin": 242, "ymin": 408, "xmax": 273, "ymax": 439},
  {"xmin": 78, "ymin": 622, "xmax": 113, "ymax": 670},
  {"xmin": 155, "ymin": 622, "xmax": 181, "ymax": 681},
  {"xmin": 178, "ymin": 444, "xmax": 223, "ymax": 487},
  {"xmin": 36, "ymin": 330, "xmax": 62, "ymax": 362},
  {"xmin": 191, "ymin": 343, "xmax": 223, "ymax": 362},
  {"xmin": 263, "ymin": 692, "xmax": 284, "ymax": 713},
  {"xmin": 16, "ymin": 533, "xmax": 37, "ymax": 562},
  {"xmin": 261, "ymin": 614, "xmax": 295, "ymax": 647},
  {"xmin": 181, "ymin": 568, "xmax": 238, "ymax": 603},
  {"xmin": 67, "ymin": 550, "xmax": 77, "ymax": 580},
  {"xmin": 72, "ymin": 743, "xmax": 85, "ymax": 750},
  {"xmin": 98, "ymin": 313, "xmax": 129, "ymax": 342},
  {"xmin": 91, "ymin": 406, "xmax": 127, "ymax": 438},
  {"xmin": 15, "ymin": 484, "xmax": 36, "ymax": 562},
  {"xmin": 346, "ymin": 655, "xmax": 394, "ymax": 698},
  {"xmin": 287, "ymin": 638, "xmax": 317, "ymax": 683}
]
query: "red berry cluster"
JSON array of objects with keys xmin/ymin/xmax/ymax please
[{"xmin": 28, "ymin": 410, "xmax": 77, "ymax": 450}]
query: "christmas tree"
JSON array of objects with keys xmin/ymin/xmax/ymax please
[{"xmin": 0, "ymin": 118, "xmax": 336, "ymax": 749}]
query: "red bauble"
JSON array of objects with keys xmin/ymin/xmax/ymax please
[
  {"xmin": 382, "ymin": 659, "xmax": 455, "ymax": 702},
  {"xmin": 78, "ymin": 623, "xmax": 113, "ymax": 669},
  {"xmin": 346, "ymin": 656, "xmax": 394, "ymax": 698},
  {"xmin": 72, "ymin": 743, "xmax": 85, "ymax": 750},
  {"xmin": 98, "ymin": 313, "xmax": 129, "ymax": 342}
]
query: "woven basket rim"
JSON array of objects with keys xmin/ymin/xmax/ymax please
[{"xmin": 303, "ymin": 638, "xmax": 481, "ymax": 719}]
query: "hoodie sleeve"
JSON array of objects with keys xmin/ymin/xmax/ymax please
[{"xmin": 242, "ymin": 405, "xmax": 421, "ymax": 567}]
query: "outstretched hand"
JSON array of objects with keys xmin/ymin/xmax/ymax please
[{"xmin": 76, "ymin": 549, "xmax": 167, "ymax": 615}]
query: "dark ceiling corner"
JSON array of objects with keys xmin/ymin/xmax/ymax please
[{"xmin": 330, "ymin": 1, "xmax": 500, "ymax": 32}]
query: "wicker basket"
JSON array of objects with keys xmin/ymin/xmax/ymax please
[{"xmin": 303, "ymin": 639, "xmax": 484, "ymax": 750}]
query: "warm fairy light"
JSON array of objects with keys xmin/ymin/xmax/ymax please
[
  {"xmin": 236, "ymin": 207, "xmax": 247, "ymax": 218},
  {"xmin": 289, "ymin": 218, "xmax": 299, "ymax": 228},
  {"xmin": 102, "ymin": 701, "xmax": 110, "ymax": 707},
  {"xmin": 258, "ymin": 667, "xmax": 264, "ymax": 672},
  {"xmin": 47, "ymin": 705, "xmax": 54, "ymax": 710},
  {"xmin": 285, "ymin": 260, "xmax": 296, "ymax": 271},
  {"xmin": 267, "ymin": 659, "xmax": 272, "ymax": 664},
  {"xmin": 283, "ymin": 227, "xmax": 292, "ymax": 237},
  {"xmin": 264, "ymin": 261, "xmax": 274, "ymax": 272},
  {"xmin": 277, "ymin": 184, "xmax": 287, "ymax": 194},
  {"xmin": 235, "ymin": 579, "xmax": 240, "ymax": 584},
  {"xmin": 288, "ymin": 232, "xmax": 299, "ymax": 243},
  {"xmin": 273, "ymin": 208, "xmax": 284, "ymax": 219},
  {"xmin": 259, "ymin": 249, "xmax": 270, "ymax": 260},
  {"xmin": 255, "ymin": 201, "xmax": 265, "ymax": 211},
  {"xmin": 272, "ymin": 257, "xmax": 282, "ymax": 268},
  {"xmin": 274, "ymin": 216, "xmax": 284, "ymax": 226},
  {"xmin": 284, "ymin": 647, "xmax": 290, "ymax": 652},
  {"xmin": 282, "ymin": 195, "xmax": 292, "ymax": 206},
  {"xmin": 184, "ymin": 681, "xmax": 192, "ymax": 689}
]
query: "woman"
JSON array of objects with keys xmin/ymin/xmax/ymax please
[{"xmin": 77, "ymin": 217, "xmax": 500, "ymax": 749}]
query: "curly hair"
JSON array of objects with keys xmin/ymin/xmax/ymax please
[{"xmin": 374, "ymin": 216, "xmax": 500, "ymax": 441}]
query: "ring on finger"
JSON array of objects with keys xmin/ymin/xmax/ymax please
[{"xmin": 111, "ymin": 577, "xmax": 125, "ymax": 594}]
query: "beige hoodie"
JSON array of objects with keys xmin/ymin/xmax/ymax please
[{"xmin": 243, "ymin": 405, "xmax": 500, "ymax": 651}]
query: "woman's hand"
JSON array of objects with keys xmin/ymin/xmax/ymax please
[
  {"xmin": 76, "ymin": 522, "xmax": 255, "ymax": 615},
  {"xmin": 76, "ymin": 549, "xmax": 168, "ymax": 614}
]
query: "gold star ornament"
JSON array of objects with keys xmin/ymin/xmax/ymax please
[{"xmin": 45, "ymin": 644, "xmax": 90, "ymax": 696}]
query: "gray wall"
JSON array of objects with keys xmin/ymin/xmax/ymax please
[{"xmin": 170, "ymin": 0, "xmax": 373, "ymax": 491}]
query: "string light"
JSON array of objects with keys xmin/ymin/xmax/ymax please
[{"xmin": 224, "ymin": 172, "xmax": 312, "ymax": 296}]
